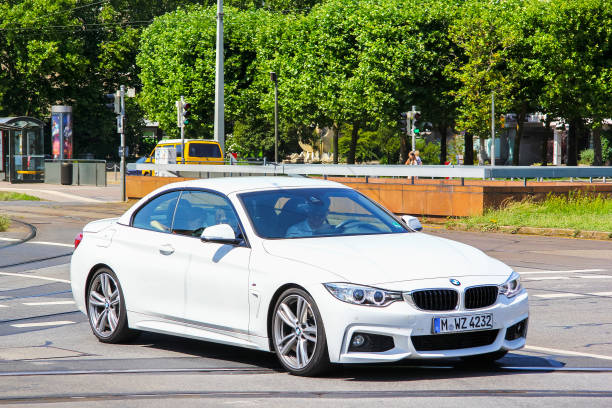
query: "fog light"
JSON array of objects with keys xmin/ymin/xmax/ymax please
[{"xmin": 352, "ymin": 334, "xmax": 366, "ymax": 348}]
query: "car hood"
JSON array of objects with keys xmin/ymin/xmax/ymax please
[{"xmin": 262, "ymin": 233, "xmax": 511, "ymax": 286}]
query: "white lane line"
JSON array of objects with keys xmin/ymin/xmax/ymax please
[
  {"xmin": 576, "ymin": 275, "xmax": 612, "ymax": 279},
  {"xmin": 0, "ymin": 272, "xmax": 70, "ymax": 284},
  {"xmin": 11, "ymin": 321, "xmax": 75, "ymax": 328},
  {"xmin": 518, "ymin": 269, "xmax": 606, "ymax": 275},
  {"xmin": 0, "ymin": 305, "xmax": 7, "ymax": 308},
  {"xmin": 522, "ymin": 276, "xmax": 570, "ymax": 281},
  {"xmin": 0, "ymin": 237, "xmax": 73, "ymax": 248},
  {"xmin": 533, "ymin": 293, "xmax": 585, "ymax": 299},
  {"xmin": 525, "ymin": 345, "xmax": 612, "ymax": 361},
  {"xmin": 591, "ymin": 292, "xmax": 612, "ymax": 296},
  {"xmin": 28, "ymin": 241, "xmax": 74, "ymax": 248},
  {"xmin": 23, "ymin": 301, "xmax": 75, "ymax": 306}
]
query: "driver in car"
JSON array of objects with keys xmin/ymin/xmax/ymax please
[{"xmin": 286, "ymin": 196, "xmax": 334, "ymax": 238}]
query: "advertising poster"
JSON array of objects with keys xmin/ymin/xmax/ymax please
[
  {"xmin": 62, "ymin": 113, "xmax": 73, "ymax": 159},
  {"xmin": 52, "ymin": 114, "xmax": 61, "ymax": 159}
]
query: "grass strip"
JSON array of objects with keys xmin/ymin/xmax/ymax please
[
  {"xmin": 0, "ymin": 191, "xmax": 40, "ymax": 201},
  {"xmin": 0, "ymin": 215, "xmax": 9, "ymax": 232},
  {"xmin": 446, "ymin": 192, "xmax": 612, "ymax": 233}
]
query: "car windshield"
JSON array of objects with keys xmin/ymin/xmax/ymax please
[{"xmin": 239, "ymin": 188, "xmax": 408, "ymax": 239}]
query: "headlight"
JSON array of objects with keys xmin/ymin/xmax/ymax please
[
  {"xmin": 498, "ymin": 271, "xmax": 522, "ymax": 298},
  {"xmin": 323, "ymin": 283, "xmax": 403, "ymax": 307}
]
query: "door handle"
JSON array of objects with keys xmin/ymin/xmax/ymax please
[{"xmin": 158, "ymin": 244, "xmax": 175, "ymax": 255}]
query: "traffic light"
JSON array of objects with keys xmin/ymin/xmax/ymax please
[
  {"xmin": 176, "ymin": 99, "xmax": 192, "ymax": 127},
  {"xmin": 412, "ymin": 111, "xmax": 422, "ymax": 135},
  {"xmin": 105, "ymin": 92, "xmax": 120, "ymax": 114},
  {"xmin": 399, "ymin": 112, "xmax": 408, "ymax": 133},
  {"xmin": 182, "ymin": 102, "xmax": 191, "ymax": 125}
]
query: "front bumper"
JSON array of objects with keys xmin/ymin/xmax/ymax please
[{"xmin": 313, "ymin": 285, "xmax": 528, "ymax": 364}]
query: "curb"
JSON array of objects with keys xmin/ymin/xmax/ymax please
[
  {"xmin": 439, "ymin": 222, "xmax": 612, "ymax": 241},
  {"xmin": 0, "ymin": 219, "xmax": 37, "ymax": 249}
]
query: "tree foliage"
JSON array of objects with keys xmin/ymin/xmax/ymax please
[{"xmin": 1, "ymin": 0, "xmax": 609, "ymax": 165}]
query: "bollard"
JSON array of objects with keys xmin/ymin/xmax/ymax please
[
  {"xmin": 411, "ymin": 176, "xmax": 415, "ymax": 185},
  {"xmin": 461, "ymin": 178, "xmax": 464, "ymax": 186}
]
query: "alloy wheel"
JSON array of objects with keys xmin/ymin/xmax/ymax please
[
  {"xmin": 273, "ymin": 294, "xmax": 318, "ymax": 370},
  {"xmin": 88, "ymin": 272, "xmax": 121, "ymax": 338}
]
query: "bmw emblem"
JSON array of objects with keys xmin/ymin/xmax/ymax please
[{"xmin": 450, "ymin": 279, "xmax": 461, "ymax": 286}]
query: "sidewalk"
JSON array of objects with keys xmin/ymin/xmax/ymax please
[{"xmin": 0, "ymin": 181, "xmax": 121, "ymax": 203}]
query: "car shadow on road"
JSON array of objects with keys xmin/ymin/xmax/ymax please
[
  {"xmin": 131, "ymin": 332, "xmax": 282, "ymax": 370},
  {"xmin": 130, "ymin": 332, "xmax": 562, "ymax": 379},
  {"xmin": 331, "ymin": 354, "xmax": 563, "ymax": 381}
]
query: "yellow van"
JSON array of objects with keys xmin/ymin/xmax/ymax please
[{"xmin": 143, "ymin": 139, "xmax": 223, "ymax": 176}]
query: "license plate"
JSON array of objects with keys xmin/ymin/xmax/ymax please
[{"xmin": 432, "ymin": 313, "xmax": 493, "ymax": 334}]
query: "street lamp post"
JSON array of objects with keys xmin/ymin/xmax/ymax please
[
  {"xmin": 214, "ymin": 0, "xmax": 224, "ymax": 156},
  {"xmin": 270, "ymin": 72, "xmax": 279, "ymax": 163},
  {"xmin": 491, "ymin": 92, "xmax": 496, "ymax": 166}
]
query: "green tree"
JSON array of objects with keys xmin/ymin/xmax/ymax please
[{"xmin": 530, "ymin": 0, "xmax": 612, "ymax": 166}]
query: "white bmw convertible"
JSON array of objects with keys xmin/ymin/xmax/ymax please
[{"xmin": 71, "ymin": 177, "xmax": 528, "ymax": 376}]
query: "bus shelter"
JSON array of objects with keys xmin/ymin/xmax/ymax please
[{"xmin": 0, "ymin": 117, "xmax": 45, "ymax": 183}]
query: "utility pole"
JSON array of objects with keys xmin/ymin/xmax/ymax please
[
  {"xmin": 491, "ymin": 92, "xmax": 495, "ymax": 166},
  {"xmin": 119, "ymin": 85, "xmax": 126, "ymax": 201},
  {"xmin": 180, "ymin": 95, "xmax": 185, "ymax": 164},
  {"xmin": 214, "ymin": 0, "xmax": 225, "ymax": 157},
  {"xmin": 411, "ymin": 105, "xmax": 417, "ymax": 152},
  {"xmin": 270, "ymin": 72, "xmax": 279, "ymax": 163}
]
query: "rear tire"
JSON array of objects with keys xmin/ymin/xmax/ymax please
[
  {"xmin": 272, "ymin": 288, "xmax": 331, "ymax": 376},
  {"xmin": 86, "ymin": 268, "xmax": 135, "ymax": 343}
]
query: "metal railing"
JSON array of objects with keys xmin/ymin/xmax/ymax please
[{"xmin": 129, "ymin": 162, "xmax": 612, "ymax": 182}]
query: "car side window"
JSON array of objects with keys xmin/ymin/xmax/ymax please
[
  {"xmin": 171, "ymin": 190, "xmax": 240, "ymax": 237},
  {"xmin": 132, "ymin": 191, "xmax": 180, "ymax": 232}
]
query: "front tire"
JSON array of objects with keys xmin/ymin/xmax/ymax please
[
  {"xmin": 272, "ymin": 288, "xmax": 330, "ymax": 376},
  {"xmin": 86, "ymin": 268, "xmax": 134, "ymax": 343}
]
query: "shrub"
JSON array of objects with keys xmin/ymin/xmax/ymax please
[{"xmin": 579, "ymin": 148, "xmax": 594, "ymax": 165}]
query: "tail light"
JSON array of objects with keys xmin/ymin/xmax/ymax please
[{"xmin": 74, "ymin": 232, "xmax": 83, "ymax": 249}]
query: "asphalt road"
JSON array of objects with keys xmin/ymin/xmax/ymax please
[{"xmin": 1, "ymin": 202, "xmax": 612, "ymax": 407}]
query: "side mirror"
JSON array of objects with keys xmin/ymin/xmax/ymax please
[
  {"xmin": 401, "ymin": 215, "xmax": 423, "ymax": 232},
  {"xmin": 201, "ymin": 223, "xmax": 241, "ymax": 245}
]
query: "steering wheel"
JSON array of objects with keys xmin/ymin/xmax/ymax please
[{"xmin": 335, "ymin": 220, "xmax": 380, "ymax": 233}]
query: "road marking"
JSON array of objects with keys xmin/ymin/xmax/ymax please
[
  {"xmin": 518, "ymin": 269, "xmax": 606, "ymax": 275},
  {"xmin": 23, "ymin": 301, "xmax": 75, "ymax": 306},
  {"xmin": 525, "ymin": 345, "xmax": 612, "ymax": 361},
  {"xmin": 0, "ymin": 305, "xmax": 7, "ymax": 308},
  {"xmin": 533, "ymin": 293, "xmax": 585, "ymax": 299},
  {"xmin": 522, "ymin": 276, "xmax": 569, "ymax": 281},
  {"xmin": 591, "ymin": 292, "xmax": 612, "ymax": 296},
  {"xmin": 11, "ymin": 321, "xmax": 75, "ymax": 328},
  {"xmin": 576, "ymin": 275, "xmax": 612, "ymax": 279},
  {"xmin": 28, "ymin": 241, "xmax": 74, "ymax": 248},
  {"xmin": 0, "ymin": 272, "xmax": 70, "ymax": 284},
  {"xmin": 0, "ymin": 237, "xmax": 73, "ymax": 248}
]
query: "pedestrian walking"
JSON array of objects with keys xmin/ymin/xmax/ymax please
[
  {"xmin": 414, "ymin": 150, "xmax": 423, "ymax": 165},
  {"xmin": 405, "ymin": 151, "xmax": 417, "ymax": 165}
]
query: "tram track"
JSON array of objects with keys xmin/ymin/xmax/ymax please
[{"xmin": 1, "ymin": 388, "xmax": 611, "ymax": 404}]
